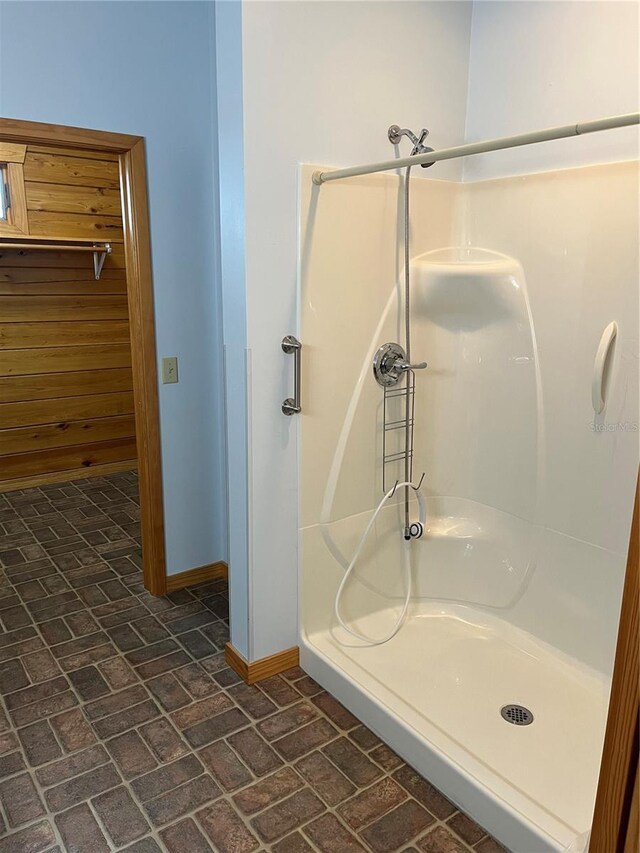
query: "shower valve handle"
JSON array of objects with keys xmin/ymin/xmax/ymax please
[{"xmin": 398, "ymin": 361, "xmax": 427, "ymax": 372}]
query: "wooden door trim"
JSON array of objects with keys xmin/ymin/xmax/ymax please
[
  {"xmin": 591, "ymin": 474, "xmax": 639, "ymax": 852},
  {"xmin": 0, "ymin": 117, "xmax": 167, "ymax": 595},
  {"xmin": 0, "ymin": 117, "xmax": 141, "ymax": 152},
  {"xmin": 119, "ymin": 140, "xmax": 166, "ymax": 595}
]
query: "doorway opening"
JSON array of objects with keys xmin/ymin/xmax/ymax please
[{"xmin": 0, "ymin": 118, "xmax": 166, "ymax": 595}]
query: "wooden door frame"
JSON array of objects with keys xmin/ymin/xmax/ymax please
[
  {"xmin": 591, "ymin": 473, "xmax": 639, "ymax": 852},
  {"xmin": 0, "ymin": 117, "xmax": 167, "ymax": 595}
]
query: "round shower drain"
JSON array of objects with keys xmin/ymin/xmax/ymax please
[{"xmin": 500, "ymin": 704, "xmax": 534, "ymax": 726}]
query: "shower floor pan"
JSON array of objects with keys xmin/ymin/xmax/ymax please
[{"xmin": 300, "ymin": 602, "xmax": 609, "ymax": 852}]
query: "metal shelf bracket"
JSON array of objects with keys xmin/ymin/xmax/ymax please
[{"xmin": 93, "ymin": 243, "xmax": 112, "ymax": 280}]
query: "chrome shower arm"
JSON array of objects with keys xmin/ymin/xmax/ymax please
[
  {"xmin": 388, "ymin": 125, "xmax": 426, "ymax": 147},
  {"xmin": 388, "ymin": 125, "xmax": 435, "ymax": 167}
]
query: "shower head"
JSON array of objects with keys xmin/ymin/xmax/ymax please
[{"xmin": 388, "ymin": 124, "xmax": 436, "ymax": 167}]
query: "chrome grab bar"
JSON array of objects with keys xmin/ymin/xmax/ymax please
[{"xmin": 282, "ymin": 335, "xmax": 302, "ymax": 415}]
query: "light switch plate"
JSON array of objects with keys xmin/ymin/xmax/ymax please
[{"xmin": 162, "ymin": 357, "xmax": 179, "ymax": 384}]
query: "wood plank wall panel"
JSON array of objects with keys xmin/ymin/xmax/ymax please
[
  {"xmin": 0, "ymin": 369, "xmax": 133, "ymax": 403},
  {"xmin": 0, "ymin": 344, "xmax": 132, "ymax": 377},
  {"xmin": 1, "ymin": 437, "xmax": 136, "ymax": 479},
  {"xmin": 26, "ymin": 211, "xmax": 125, "ymax": 241},
  {"xmin": 23, "ymin": 151, "xmax": 120, "ymax": 188},
  {"xmin": 0, "ymin": 392, "xmax": 135, "ymax": 429},
  {"xmin": 0, "ymin": 295, "xmax": 129, "ymax": 321},
  {"xmin": 0, "ymin": 415, "xmax": 136, "ymax": 454},
  {"xmin": 0, "ymin": 276, "xmax": 127, "ymax": 295},
  {"xmin": 0, "ymin": 320, "xmax": 131, "ymax": 349},
  {"xmin": 25, "ymin": 183, "xmax": 123, "ymax": 216},
  {"xmin": 0, "ymin": 143, "xmax": 137, "ymax": 490}
]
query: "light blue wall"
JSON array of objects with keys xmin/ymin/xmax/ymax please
[{"xmin": 0, "ymin": 1, "xmax": 227, "ymax": 575}]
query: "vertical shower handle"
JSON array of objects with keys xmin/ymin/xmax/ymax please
[
  {"xmin": 282, "ymin": 335, "xmax": 302, "ymax": 415},
  {"xmin": 592, "ymin": 321, "xmax": 617, "ymax": 414}
]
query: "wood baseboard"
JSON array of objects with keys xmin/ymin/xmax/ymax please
[
  {"xmin": 225, "ymin": 642, "xmax": 299, "ymax": 685},
  {"xmin": 0, "ymin": 461, "xmax": 138, "ymax": 493},
  {"xmin": 165, "ymin": 561, "xmax": 228, "ymax": 592}
]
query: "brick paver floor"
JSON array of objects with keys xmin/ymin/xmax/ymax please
[{"xmin": 0, "ymin": 472, "xmax": 507, "ymax": 852}]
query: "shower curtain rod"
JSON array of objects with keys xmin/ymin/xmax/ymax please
[{"xmin": 311, "ymin": 112, "xmax": 640, "ymax": 185}]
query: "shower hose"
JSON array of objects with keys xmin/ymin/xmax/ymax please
[
  {"xmin": 334, "ymin": 481, "xmax": 426, "ymax": 646},
  {"xmin": 333, "ymin": 165, "xmax": 426, "ymax": 646}
]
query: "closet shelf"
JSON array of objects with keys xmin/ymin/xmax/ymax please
[{"xmin": 0, "ymin": 237, "xmax": 113, "ymax": 280}]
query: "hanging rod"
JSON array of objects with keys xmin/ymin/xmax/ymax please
[
  {"xmin": 0, "ymin": 240, "xmax": 112, "ymax": 280},
  {"xmin": 312, "ymin": 112, "xmax": 640, "ymax": 185}
]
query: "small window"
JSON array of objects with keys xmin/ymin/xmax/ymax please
[
  {"xmin": 0, "ymin": 143, "xmax": 28, "ymax": 236},
  {"xmin": 0, "ymin": 164, "xmax": 10, "ymax": 221}
]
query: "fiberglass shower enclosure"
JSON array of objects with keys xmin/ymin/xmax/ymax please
[{"xmin": 296, "ymin": 120, "xmax": 639, "ymax": 852}]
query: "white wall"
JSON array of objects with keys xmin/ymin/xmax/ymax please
[
  {"xmin": 0, "ymin": 1, "xmax": 227, "ymax": 575},
  {"xmin": 215, "ymin": 0, "xmax": 250, "ymax": 655},
  {"xmin": 465, "ymin": 0, "xmax": 640, "ymax": 180},
  {"xmin": 236, "ymin": 0, "xmax": 474, "ymax": 659}
]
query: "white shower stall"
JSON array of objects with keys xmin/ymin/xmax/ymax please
[{"xmin": 297, "ymin": 159, "xmax": 639, "ymax": 851}]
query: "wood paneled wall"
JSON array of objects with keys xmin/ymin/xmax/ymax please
[{"xmin": 0, "ymin": 144, "xmax": 137, "ymax": 490}]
